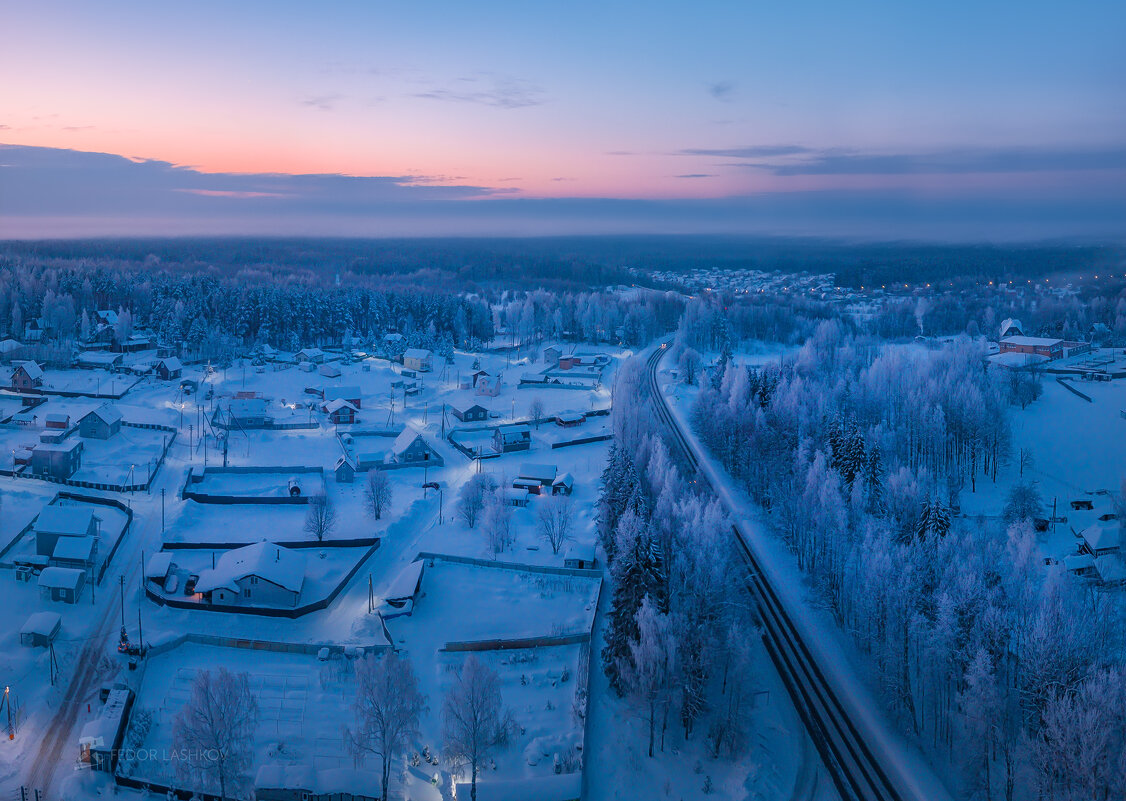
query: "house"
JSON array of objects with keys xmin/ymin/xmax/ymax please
[
  {"xmin": 79, "ymin": 687, "xmax": 134, "ymax": 772},
  {"xmin": 504, "ymin": 488, "xmax": 530, "ymax": 507},
  {"xmin": 403, "ymin": 348, "xmax": 433, "ymax": 372},
  {"xmin": 1080, "ymin": 522, "xmax": 1121, "ymax": 558},
  {"xmin": 30, "ymin": 440, "xmax": 83, "ymax": 480},
  {"xmin": 38, "ymin": 566, "xmax": 86, "ymax": 603},
  {"xmin": 999, "ymin": 318, "xmax": 1024, "ymax": 339},
  {"xmin": 76, "ymin": 351, "xmax": 124, "ymax": 369},
  {"xmin": 0, "ymin": 338, "xmax": 25, "ymax": 361},
  {"xmin": 296, "ymin": 348, "xmax": 326, "ymax": 364},
  {"xmin": 11, "ymin": 361, "xmax": 44, "ymax": 391},
  {"xmin": 45, "ymin": 413, "xmax": 70, "ymax": 430},
  {"xmin": 450, "ymin": 402, "xmax": 489, "ymax": 423},
  {"xmin": 323, "ymin": 398, "xmax": 358, "ymax": 425},
  {"xmin": 318, "ymin": 363, "xmax": 342, "ymax": 378},
  {"xmin": 78, "ymin": 405, "xmax": 123, "ymax": 439},
  {"xmin": 325, "ymin": 386, "xmax": 362, "ymax": 408},
  {"xmin": 113, "ymin": 333, "xmax": 154, "ymax": 354},
  {"xmin": 543, "ymin": 346, "xmax": 562, "ymax": 366},
  {"xmin": 20, "ymin": 611, "xmax": 62, "ymax": 647},
  {"xmin": 476, "ymin": 374, "xmax": 503, "ymax": 397},
  {"xmin": 333, "ymin": 455, "xmax": 357, "ymax": 484},
  {"xmin": 493, "ymin": 424, "xmax": 531, "ymax": 453},
  {"xmin": 225, "ymin": 398, "xmax": 271, "ymax": 428},
  {"xmin": 1064, "ymin": 553, "xmax": 1098, "ymax": 578},
  {"xmin": 95, "ymin": 310, "xmax": 119, "ymax": 327},
  {"xmin": 998, "ymin": 336, "xmax": 1091, "ymax": 362},
  {"xmin": 194, "ymin": 542, "xmax": 307, "ymax": 608},
  {"xmin": 564, "ymin": 542, "xmax": 596, "ymax": 569},
  {"xmin": 470, "ymin": 369, "xmax": 490, "ymax": 387},
  {"xmin": 554, "ymin": 411, "xmax": 585, "ymax": 428},
  {"xmin": 386, "ymin": 427, "xmax": 443, "ymax": 467},
  {"xmin": 552, "ymin": 472, "xmax": 574, "ymax": 496},
  {"xmin": 50, "ymin": 535, "xmax": 98, "ymax": 571},
  {"xmin": 154, "ymin": 357, "xmax": 183, "ymax": 380},
  {"xmin": 35, "ymin": 505, "xmax": 100, "ymax": 556},
  {"xmin": 519, "ymin": 463, "xmax": 558, "ymax": 486}
]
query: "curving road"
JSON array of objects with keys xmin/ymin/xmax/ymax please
[{"xmin": 646, "ymin": 342, "xmax": 918, "ymax": 801}]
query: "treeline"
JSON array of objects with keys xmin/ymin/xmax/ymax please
[
  {"xmin": 591, "ymin": 361, "xmax": 756, "ymax": 782},
  {"xmin": 686, "ymin": 324, "xmax": 1126, "ymax": 799}
]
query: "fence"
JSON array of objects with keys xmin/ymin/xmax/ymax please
[
  {"xmin": 144, "ymin": 539, "xmax": 381, "ymax": 618},
  {"xmin": 180, "ymin": 465, "xmax": 326, "ymax": 505},
  {"xmin": 551, "ymin": 433, "xmax": 613, "ymax": 449}
]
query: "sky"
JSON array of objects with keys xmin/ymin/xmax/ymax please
[{"xmin": 1, "ymin": 0, "xmax": 1124, "ymax": 240}]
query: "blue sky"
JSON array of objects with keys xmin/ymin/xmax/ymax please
[{"xmin": 1, "ymin": 0, "xmax": 1124, "ymax": 239}]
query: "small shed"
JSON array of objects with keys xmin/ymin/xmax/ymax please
[
  {"xmin": 20, "ymin": 611, "xmax": 62, "ymax": 647},
  {"xmin": 318, "ymin": 363, "xmax": 342, "ymax": 378},
  {"xmin": 155, "ymin": 357, "xmax": 183, "ymax": 380},
  {"xmin": 451, "ymin": 402, "xmax": 489, "ymax": 423},
  {"xmin": 518, "ymin": 463, "xmax": 558, "ymax": 486},
  {"xmin": 50, "ymin": 535, "xmax": 97, "ymax": 570},
  {"xmin": 79, "ymin": 404, "xmax": 123, "ymax": 439},
  {"xmin": 323, "ymin": 398, "xmax": 358, "ymax": 425},
  {"xmin": 552, "ymin": 472, "xmax": 574, "ymax": 496},
  {"xmin": 334, "ymin": 456, "xmax": 357, "ymax": 484},
  {"xmin": 45, "ymin": 413, "xmax": 71, "ymax": 430},
  {"xmin": 503, "ymin": 488, "xmax": 530, "ymax": 508},
  {"xmin": 39, "ymin": 566, "xmax": 87, "ymax": 603},
  {"xmin": 554, "ymin": 411, "xmax": 585, "ymax": 428},
  {"xmin": 146, "ymin": 551, "xmax": 174, "ymax": 583},
  {"xmin": 564, "ymin": 543, "xmax": 596, "ymax": 570}
]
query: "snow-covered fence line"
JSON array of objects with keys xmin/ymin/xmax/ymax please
[
  {"xmin": 414, "ymin": 550, "xmax": 603, "ymax": 580},
  {"xmin": 161, "ymin": 535, "xmax": 379, "ymax": 550},
  {"xmin": 0, "ymin": 490, "xmax": 133, "ymax": 585},
  {"xmin": 442, "ymin": 632, "xmax": 592, "ymax": 652},
  {"xmin": 550, "ymin": 433, "xmax": 613, "ymax": 449},
  {"xmin": 143, "ymin": 630, "xmax": 390, "ymax": 659},
  {"xmin": 0, "ymin": 394, "xmax": 48, "ymax": 423},
  {"xmin": 180, "ymin": 464, "xmax": 326, "ymax": 505},
  {"xmin": 144, "ymin": 539, "xmax": 381, "ymax": 618},
  {"xmin": 1055, "ymin": 377, "xmax": 1094, "ymax": 402}
]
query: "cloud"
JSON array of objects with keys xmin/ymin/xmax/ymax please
[
  {"xmin": 675, "ymin": 173, "xmax": 713, "ymax": 179},
  {"xmin": 707, "ymin": 81, "xmax": 736, "ymax": 101},
  {"xmin": 414, "ymin": 76, "xmax": 546, "ymax": 109},
  {"xmin": 679, "ymin": 145, "xmax": 813, "ymax": 158},
  {"xmin": 300, "ymin": 94, "xmax": 343, "ymax": 111},
  {"xmin": 682, "ymin": 143, "xmax": 1126, "ymax": 175},
  {"xmin": 0, "ymin": 144, "xmax": 496, "ymax": 218}
]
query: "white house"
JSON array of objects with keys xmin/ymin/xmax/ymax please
[
  {"xmin": 403, "ymin": 348, "xmax": 433, "ymax": 372},
  {"xmin": 194, "ymin": 542, "xmax": 307, "ymax": 608}
]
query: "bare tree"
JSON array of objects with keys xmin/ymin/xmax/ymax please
[
  {"xmin": 364, "ymin": 469, "xmax": 393, "ymax": 521},
  {"xmin": 304, "ymin": 493, "xmax": 337, "ymax": 542},
  {"xmin": 620, "ymin": 596, "xmax": 678, "ymax": 757},
  {"xmin": 537, "ymin": 495, "xmax": 574, "ymax": 555},
  {"xmin": 345, "ymin": 652, "xmax": 427, "ymax": 801},
  {"xmin": 172, "ymin": 668, "xmax": 259, "ymax": 801},
  {"xmin": 483, "ymin": 489, "xmax": 514, "ymax": 554},
  {"xmin": 458, "ymin": 473, "xmax": 497, "ymax": 528},
  {"xmin": 529, "ymin": 396, "xmax": 545, "ymax": 428},
  {"xmin": 443, "ymin": 655, "xmax": 512, "ymax": 801}
]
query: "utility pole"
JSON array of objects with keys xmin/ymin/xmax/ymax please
[
  {"xmin": 5, "ymin": 686, "xmax": 12, "ymax": 739},
  {"xmin": 161, "ymin": 488, "xmax": 165, "ymax": 532},
  {"xmin": 119, "ymin": 575, "xmax": 126, "ymax": 628},
  {"xmin": 189, "ymin": 425, "xmax": 194, "ymax": 460}
]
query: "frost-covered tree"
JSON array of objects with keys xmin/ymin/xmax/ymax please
[
  {"xmin": 304, "ymin": 493, "xmax": 337, "ymax": 542},
  {"xmin": 345, "ymin": 652, "xmax": 426, "ymax": 801},
  {"xmin": 536, "ymin": 495, "xmax": 574, "ymax": 555},
  {"xmin": 603, "ymin": 509, "xmax": 665, "ymax": 693},
  {"xmin": 620, "ymin": 596, "xmax": 678, "ymax": 757},
  {"xmin": 482, "ymin": 488, "xmax": 514, "ymax": 554},
  {"xmin": 443, "ymin": 656, "xmax": 512, "ymax": 801},
  {"xmin": 172, "ymin": 668, "xmax": 259, "ymax": 801},
  {"xmin": 363, "ymin": 469, "xmax": 393, "ymax": 521},
  {"xmin": 458, "ymin": 473, "xmax": 497, "ymax": 529}
]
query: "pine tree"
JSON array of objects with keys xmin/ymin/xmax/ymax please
[{"xmin": 603, "ymin": 509, "xmax": 662, "ymax": 694}]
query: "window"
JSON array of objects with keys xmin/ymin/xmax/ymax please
[
  {"xmin": 250, "ymin": 576, "xmax": 258, "ymax": 584},
  {"xmin": 243, "ymin": 588, "xmax": 251, "ymax": 598}
]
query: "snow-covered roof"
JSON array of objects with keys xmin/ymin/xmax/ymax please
[
  {"xmin": 194, "ymin": 542, "xmax": 306, "ymax": 595},
  {"xmin": 229, "ymin": 398, "xmax": 269, "ymax": 417},
  {"xmin": 33, "ymin": 440, "xmax": 83, "ymax": 453},
  {"xmin": 518, "ymin": 463, "xmax": 557, "ymax": 483},
  {"xmin": 52, "ymin": 536, "xmax": 95, "ymax": 562},
  {"xmin": 77, "ymin": 351, "xmax": 122, "ymax": 365},
  {"xmin": 146, "ymin": 551, "xmax": 174, "ymax": 579},
  {"xmin": 325, "ymin": 385, "xmax": 361, "ymax": 400},
  {"xmin": 158, "ymin": 356, "xmax": 183, "ymax": 371},
  {"xmin": 498, "ymin": 423, "xmax": 530, "ymax": 437},
  {"xmin": 36, "ymin": 506, "xmax": 97, "ymax": 537},
  {"xmin": 999, "ymin": 318, "xmax": 1023, "ymax": 337},
  {"xmin": 553, "ymin": 472, "xmax": 574, "ymax": 488},
  {"xmin": 1064, "ymin": 553, "xmax": 1095, "ymax": 572},
  {"xmin": 390, "ymin": 426, "xmax": 422, "ymax": 456},
  {"xmin": 80, "ymin": 688, "xmax": 131, "ymax": 748},
  {"xmin": 297, "ymin": 347, "xmax": 324, "ymax": 358},
  {"xmin": 97, "ymin": 309, "xmax": 119, "ymax": 324},
  {"xmin": 0, "ymin": 339, "xmax": 22, "ymax": 353},
  {"xmin": 384, "ymin": 559, "xmax": 425, "ymax": 604},
  {"xmin": 555, "ymin": 411, "xmax": 585, "ymax": 423},
  {"xmin": 504, "ymin": 488, "xmax": 529, "ymax": 502},
  {"xmin": 403, "ymin": 348, "xmax": 431, "ymax": 360},
  {"xmin": 1082, "ymin": 523, "xmax": 1121, "ymax": 551},
  {"xmin": 1001, "ymin": 335, "xmax": 1064, "ymax": 348},
  {"xmin": 21, "ymin": 611, "xmax": 61, "ymax": 639},
  {"xmin": 14, "ymin": 361, "xmax": 43, "ymax": 380},
  {"xmin": 45, "ymin": 413, "xmax": 70, "ymax": 425},
  {"xmin": 566, "ymin": 542, "xmax": 595, "ymax": 563},
  {"xmin": 82, "ymin": 404, "xmax": 123, "ymax": 426},
  {"xmin": 323, "ymin": 398, "xmax": 358, "ymax": 415},
  {"xmin": 38, "ymin": 566, "xmax": 85, "ymax": 590}
]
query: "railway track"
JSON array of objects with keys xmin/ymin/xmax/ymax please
[{"xmin": 645, "ymin": 343, "xmax": 914, "ymax": 801}]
